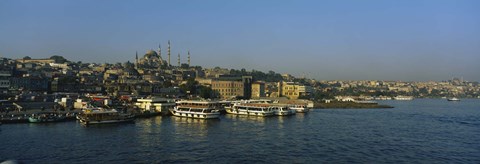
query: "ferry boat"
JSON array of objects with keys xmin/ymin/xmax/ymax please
[
  {"xmin": 271, "ymin": 105, "xmax": 296, "ymax": 116},
  {"xmin": 226, "ymin": 103, "xmax": 274, "ymax": 117},
  {"xmin": 77, "ymin": 108, "xmax": 135, "ymax": 125},
  {"xmin": 289, "ymin": 104, "xmax": 309, "ymax": 113},
  {"xmin": 28, "ymin": 112, "xmax": 66, "ymax": 123},
  {"xmin": 170, "ymin": 100, "xmax": 221, "ymax": 119},
  {"xmin": 447, "ymin": 97, "xmax": 460, "ymax": 101}
]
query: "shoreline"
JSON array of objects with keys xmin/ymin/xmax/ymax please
[{"xmin": 313, "ymin": 101, "xmax": 394, "ymax": 109}]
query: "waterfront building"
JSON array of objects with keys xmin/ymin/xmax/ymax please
[
  {"xmin": 212, "ymin": 76, "xmax": 252, "ymax": 99},
  {"xmin": 251, "ymin": 81, "xmax": 266, "ymax": 98},
  {"xmin": 278, "ymin": 81, "xmax": 313, "ymax": 99},
  {"xmin": 134, "ymin": 98, "xmax": 176, "ymax": 115}
]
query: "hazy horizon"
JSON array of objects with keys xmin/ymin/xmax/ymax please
[{"xmin": 1, "ymin": 0, "xmax": 479, "ymax": 82}]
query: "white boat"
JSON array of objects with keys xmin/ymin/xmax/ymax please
[
  {"xmin": 393, "ymin": 96, "xmax": 414, "ymax": 100},
  {"xmin": 447, "ymin": 97, "xmax": 460, "ymax": 101},
  {"xmin": 271, "ymin": 105, "xmax": 296, "ymax": 116},
  {"xmin": 77, "ymin": 108, "xmax": 135, "ymax": 125},
  {"xmin": 170, "ymin": 100, "xmax": 221, "ymax": 119},
  {"xmin": 226, "ymin": 103, "xmax": 274, "ymax": 117},
  {"xmin": 289, "ymin": 104, "xmax": 309, "ymax": 113}
]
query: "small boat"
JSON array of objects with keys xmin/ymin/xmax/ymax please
[
  {"xmin": 226, "ymin": 103, "xmax": 274, "ymax": 117},
  {"xmin": 170, "ymin": 100, "xmax": 221, "ymax": 119},
  {"xmin": 77, "ymin": 108, "xmax": 135, "ymax": 125},
  {"xmin": 28, "ymin": 112, "xmax": 66, "ymax": 123},
  {"xmin": 447, "ymin": 97, "xmax": 460, "ymax": 101},
  {"xmin": 271, "ymin": 105, "xmax": 296, "ymax": 116},
  {"xmin": 289, "ymin": 104, "xmax": 309, "ymax": 113}
]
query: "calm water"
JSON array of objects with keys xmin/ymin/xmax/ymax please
[{"xmin": 1, "ymin": 99, "xmax": 480, "ymax": 163}]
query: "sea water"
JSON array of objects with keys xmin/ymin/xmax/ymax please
[{"xmin": 1, "ymin": 99, "xmax": 479, "ymax": 163}]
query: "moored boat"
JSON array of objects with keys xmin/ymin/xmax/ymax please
[
  {"xmin": 28, "ymin": 112, "xmax": 66, "ymax": 123},
  {"xmin": 226, "ymin": 103, "xmax": 274, "ymax": 117},
  {"xmin": 271, "ymin": 105, "xmax": 296, "ymax": 116},
  {"xmin": 77, "ymin": 108, "xmax": 135, "ymax": 125},
  {"xmin": 170, "ymin": 100, "xmax": 221, "ymax": 119},
  {"xmin": 289, "ymin": 104, "xmax": 309, "ymax": 113}
]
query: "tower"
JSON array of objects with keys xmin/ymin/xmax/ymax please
[
  {"xmin": 135, "ymin": 51, "xmax": 138, "ymax": 69},
  {"xmin": 177, "ymin": 53, "xmax": 181, "ymax": 66},
  {"xmin": 168, "ymin": 40, "xmax": 171, "ymax": 66},
  {"xmin": 188, "ymin": 50, "xmax": 191, "ymax": 66},
  {"xmin": 157, "ymin": 44, "xmax": 162, "ymax": 60}
]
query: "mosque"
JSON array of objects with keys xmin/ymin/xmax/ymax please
[
  {"xmin": 136, "ymin": 49, "xmax": 164, "ymax": 68},
  {"xmin": 135, "ymin": 41, "xmax": 191, "ymax": 70}
]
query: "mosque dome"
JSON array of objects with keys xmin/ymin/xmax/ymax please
[{"xmin": 144, "ymin": 50, "xmax": 158, "ymax": 58}]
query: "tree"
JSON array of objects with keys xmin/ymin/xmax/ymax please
[
  {"xmin": 50, "ymin": 55, "xmax": 68, "ymax": 63},
  {"xmin": 180, "ymin": 78, "xmax": 198, "ymax": 95},
  {"xmin": 181, "ymin": 63, "xmax": 190, "ymax": 69},
  {"xmin": 23, "ymin": 56, "xmax": 32, "ymax": 60},
  {"xmin": 199, "ymin": 86, "xmax": 213, "ymax": 99}
]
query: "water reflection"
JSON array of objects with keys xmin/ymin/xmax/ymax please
[
  {"xmin": 170, "ymin": 116, "xmax": 220, "ymax": 140},
  {"xmin": 137, "ymin": 116, "xmax": 163, "ymax": 127},
  {"xmin": 223, "ymin": 114, "xmax": 270, "ymax": 125},
  {"xmin": 171, "ymin": 116, "xmax": 219, "ymax": 125},
  {"xmin": 294, "ymin": 112, "xmax": 306, "ymax": 121}
]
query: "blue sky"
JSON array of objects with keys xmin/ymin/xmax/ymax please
[{"xmin": 1, "ymin": 0, "xmax": 479, "ymax": 81}]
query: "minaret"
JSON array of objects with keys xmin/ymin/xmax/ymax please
[
  {"xmin": 168, "ymin": 40, "xmax": 171, "ymax": 66},
  {"xmin": 177, "ymin": 53, "xmax": 181, "ymax": 66},
  {"xmin": 157, "ymin": 44, "xmax": 162, "ymax": 59},
  {"xmin": 187, "ymin": 50, "xmax": 191, "ymax": 66},
  {"xmin": 135, "ymin": 51, "xmax": 138, "ymax": 69}
]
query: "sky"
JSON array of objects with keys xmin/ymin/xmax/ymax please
[{"xmin": 1, "ymin": 0, "xmax": 479, "ymax": 82}]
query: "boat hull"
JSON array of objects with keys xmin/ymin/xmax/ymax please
[
  {"xmin": 28, "ymin": 117, "xmax": 66, "ymax": 123},
  {"xmin": 170, "ymin": 110, "xmax": 220, "ymax": 119},
  {"xmin": 273, "ymin": 110, "xmax": 296, "ymax": 116},
  {"xmin": 290, "ymin": 107, "xmax": 309, "ymax": 113},
  {"xmin": 226, "ymin": 109, "xmax": 274, "ymax": 117},
  {"xmin": 0, "ymin": 117, "xmax": 29, "ymax": 124},
  {"xmin": 79, "ymin": 117, "xmax": 134, "ymax": 125}
]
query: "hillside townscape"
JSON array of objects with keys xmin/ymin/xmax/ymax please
[{"xmin": 1, "ymin": 46, "xmax": 479, "ymax": 103}]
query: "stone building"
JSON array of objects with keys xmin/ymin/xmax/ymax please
[
  {"xmin": 278, "ymin": 81, "xmax": 312, "ymax": 99},
  {"xmin": 251, "ymin": 81, "xmax": 266, "ymax": 98},
  {"xmin": 211, "ymin": 76, "xmax": 252, "ymax": 99}
]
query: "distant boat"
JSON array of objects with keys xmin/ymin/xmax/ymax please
[
  {"xmin": 271, "ymin": 105, "xmax": 296, "ymax": 116},
  {"xmin": 28, "ymin": 112, "xmax": 66, "ymax": 123},
  {"xmin": 289, "ymin": 104, "xmax": 310, "ymax": 113},
  {"xmin": 227, "ymin": 103, "xmax": 275, "ymax": 117},
  {"xmin": 170, "ymin": 100, "xmax": 221, "ymax": 119},
  {"xmin": 447, "ymin": 97, "xmax": 460, "ymax": 101},
  {"xmin": 77, "ymin": 108, "xmax": 135, "ymax": 125},
  {"xmin": 393, "ymin": 96, "xmax": 414, "ymax": 101}
]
